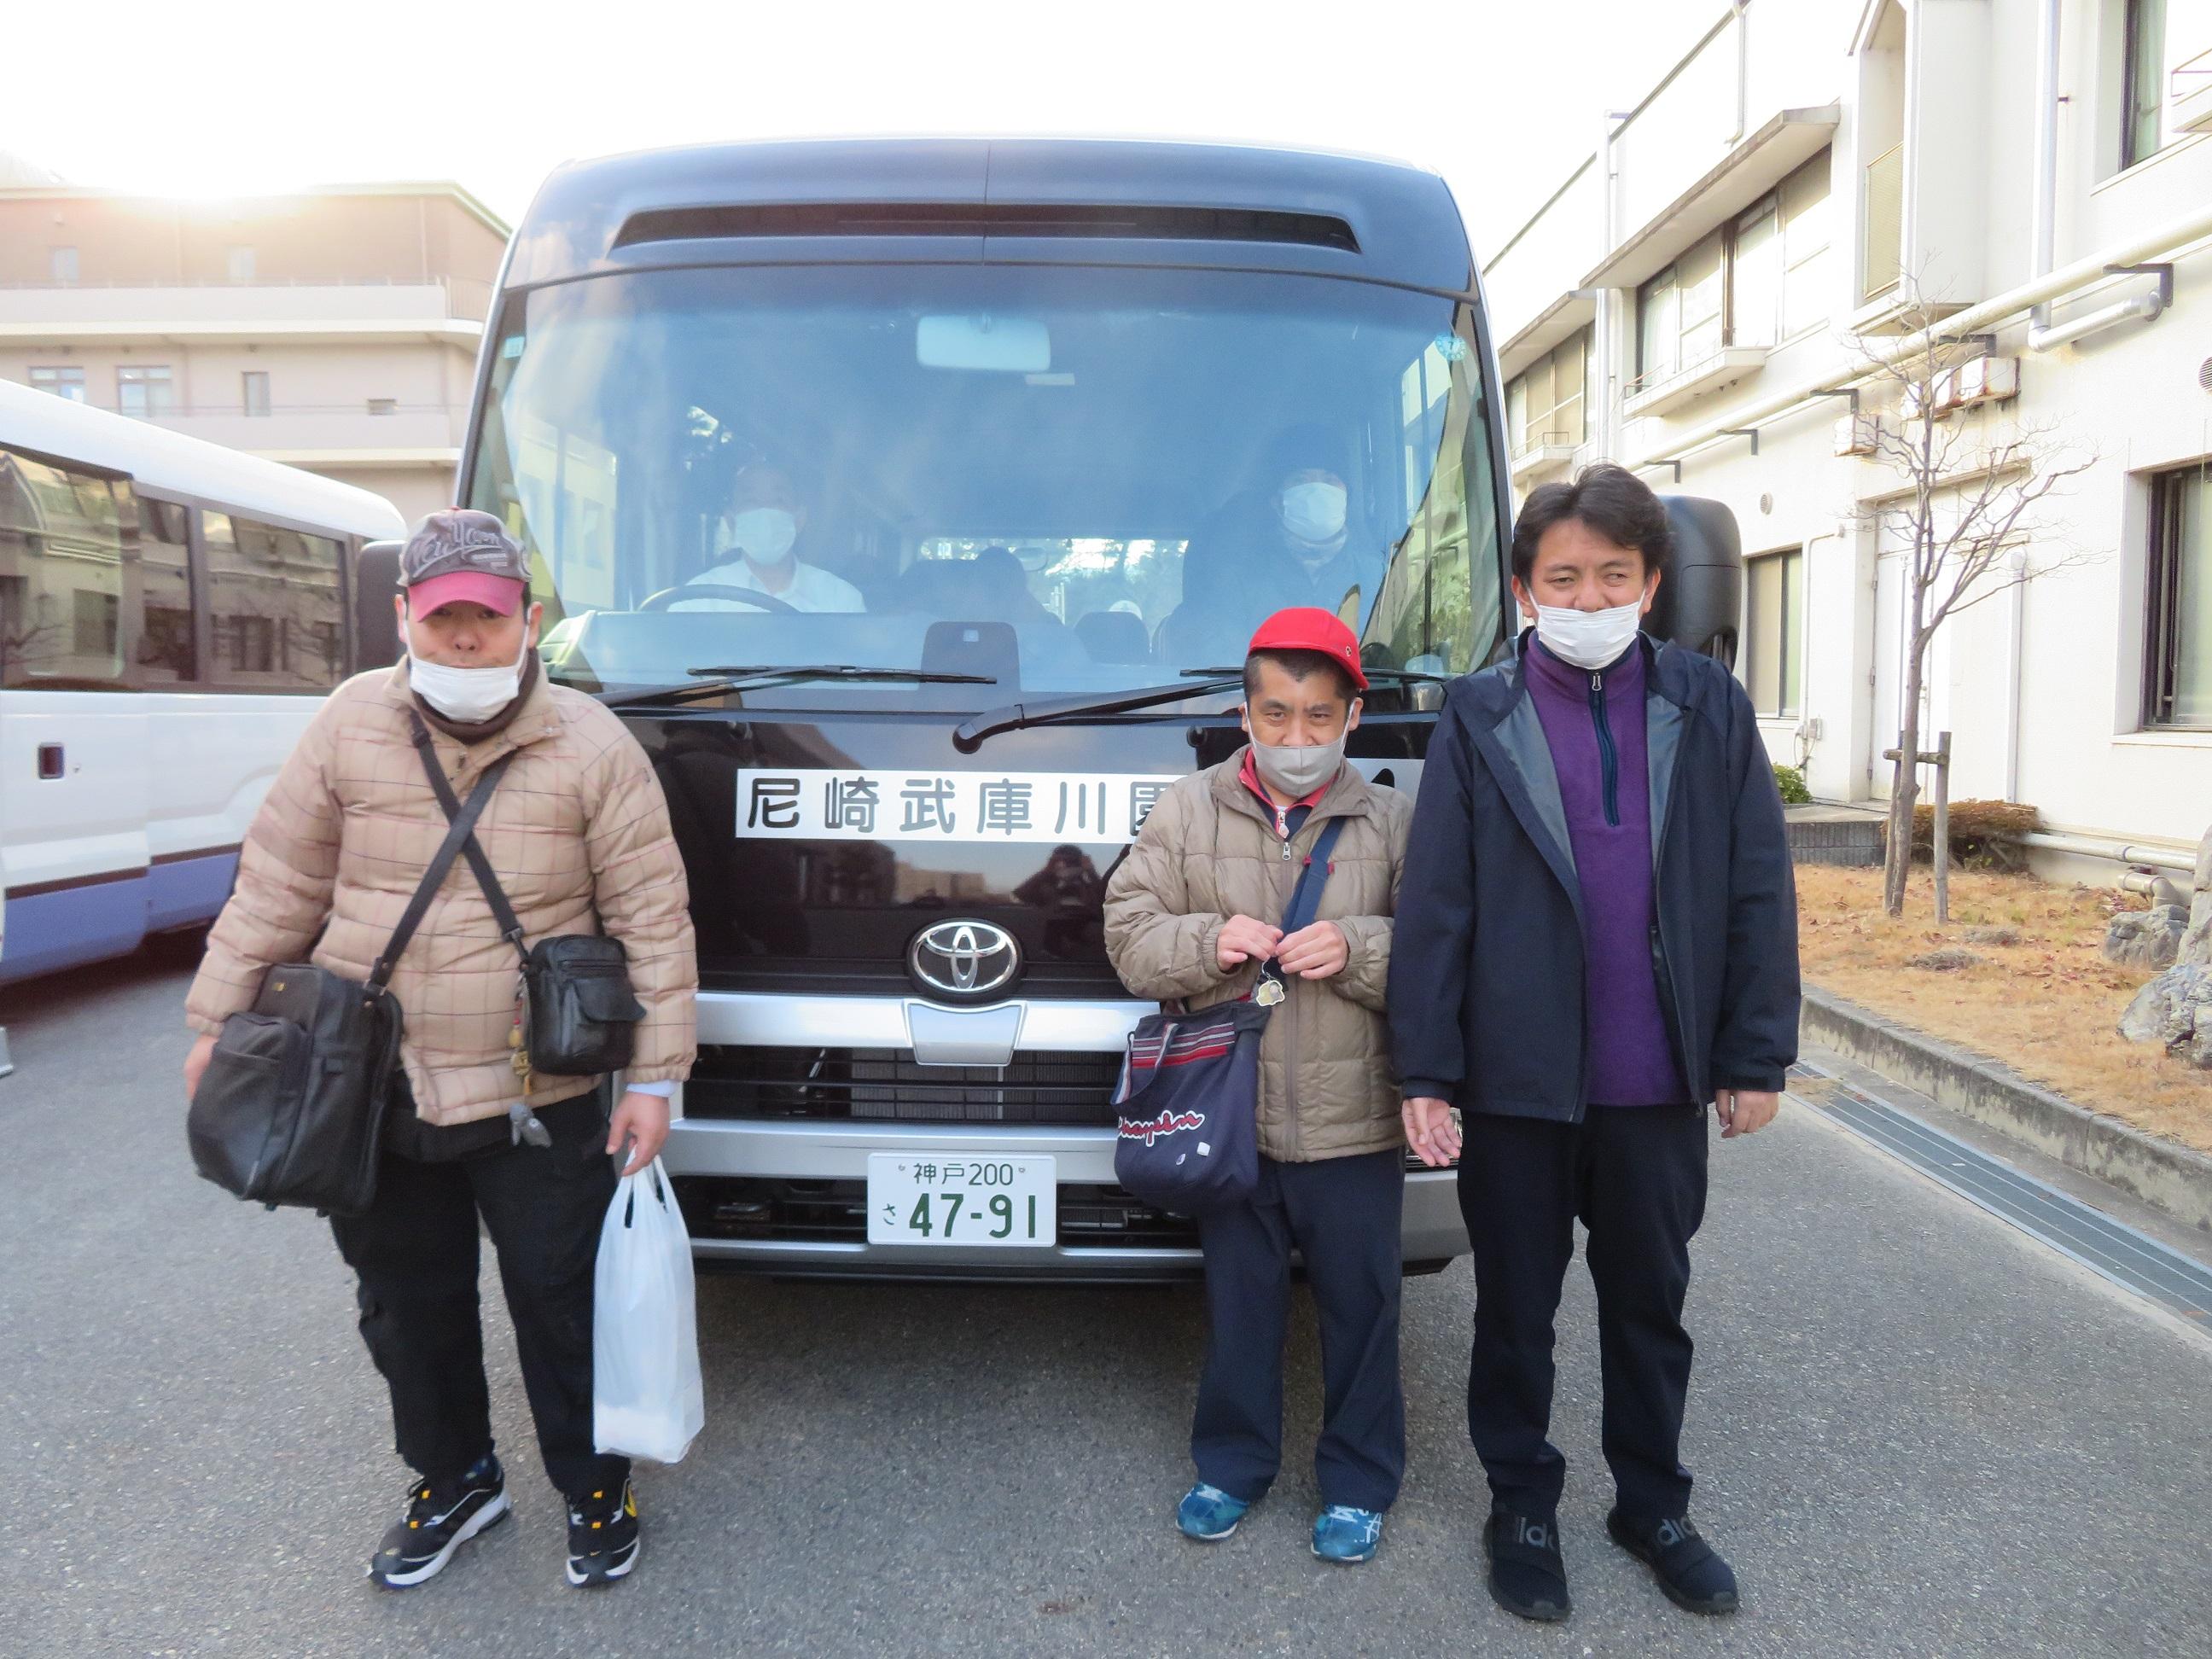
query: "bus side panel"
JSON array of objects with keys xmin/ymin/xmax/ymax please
[
  {"xmin": 142, "ymin": 691, "xmax": 318, "ymax": 929},
  {"xmin": 0, "ymin": 691, "xmax": 151, "ymax": 981}
]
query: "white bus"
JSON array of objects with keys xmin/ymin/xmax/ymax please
[{"xmin": 0, "ymin": 379, "xmax": 405, "ymax": 998}]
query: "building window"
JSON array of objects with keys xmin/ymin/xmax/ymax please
[
  {"xmin": 1638, "ymin": 232, "xmax": 1726, "ymax": 389},
  {"xmin": 49, "ymin": 246, "xmax": 79, "ymax": 283},
  {"xmin": 227, "ymin": 244, "xmax": 256, "ymax": 283},
  {"xmin": 2123, "ymin": 0, "xmax": 2169, "ymax": 168},
  {"xmin": 1506, "ymin": 329, "xmax": 1588, "ymax": 457},
  {"xmin": 28, "ymin": 366, "xmax": 86, "ymax": 403},
  {"xmin": 116, "ymin": 365, "xmax": 175, "ymax": 419},
  {"xmin": 367, "ymin": 398, "xmax": 398, "ymax": 416},
  {"xmin": 2146, "ymin": 461, "xmax": 2210, "ymax": 727},
  {"xmin": 0, "ymin": 447, "xmax": 134, "ymax": 688},
  {"xmin": 203, "ymin": 510, "xmax": 346, "ymax": 690},
  {"xmin": 242, "ymin": 371, "xmax": 271, "ymax": 416},
  {"xmin": 1746, "ymin": 547, "xmax": 1804, "ymax": 718}
]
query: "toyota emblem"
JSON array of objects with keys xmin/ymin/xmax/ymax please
[{"xmin": 907, "ymin": 919, "xmax": 1022, "ymax": 1000}]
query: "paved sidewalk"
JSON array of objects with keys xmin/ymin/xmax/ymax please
[{"xmin": 2, "ymin": 946, "xmax": 2208, "ymax": 1656}]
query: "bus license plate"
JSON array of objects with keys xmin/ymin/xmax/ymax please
[{"xmin": 865, "ymin": 1155, "xmax": 1056, "ymax": 1247}]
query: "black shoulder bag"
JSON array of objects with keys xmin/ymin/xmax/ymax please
[
  {"xmin": 405, "ymin": 714, "xmax": 646, "ymax": 1101},
  {"xmin": 186, "ymin": 748, "xmax": 517, "ymax": 1215}
]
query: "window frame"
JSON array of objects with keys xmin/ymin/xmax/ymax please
[
  {"xmin": 49, "ymin": 246, "xmax": 79, "ymax": 283},
  {"xmin": 115, "ymin": 364, "xmax": 176, "ymax": 419},
  {"xmin": 2145, "ymin": 460, "xmax": 2209, "ymax": 730},
  {"xmin": 1745, "ymin": 545, "xmax": 1805, "ymax": 719},
  {"xmin": 1506, "ymin": 329, "xmax": 1589, "ymax": 457},
  {"xmin": 2122, "ymin": 0, "xmax": 2169, "ymax": 171},
  {"xmin": 0, "ymin": 445, "xmax": 139, "ymax": 691},
  {"xmin": 28, "ymin": 365, "xmax": 87, "ymax": 403},
  {"xmin": 242, "ymin": 370, "xmax": 271, "ymax": 417}
]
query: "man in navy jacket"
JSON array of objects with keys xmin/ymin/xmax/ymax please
[{"xmin": 1391, "ymin": 464, "xmax": 1798, "ymax": 1624}]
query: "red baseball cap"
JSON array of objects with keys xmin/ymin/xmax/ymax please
[
  {"xmin": 1245, "ymin": 607, "xmax": 1368, "ymax": 690},
  {"xmin": 399, "ymin": 509, "xmax": 529, "ymax": 616}
]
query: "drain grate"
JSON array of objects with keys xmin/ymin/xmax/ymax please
[{"xmin": 1790, "ymin": 1062, "xmax": 2212, "ymax": 1326}]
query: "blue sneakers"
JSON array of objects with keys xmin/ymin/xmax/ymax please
[
  {"xmin": 1176, "ymin": 1482, "xmax": 1252, "ymax": 1540},
  {"xmin": 1311, "ymin": 1505, "xmax": 1384, "ymax": 1563}
]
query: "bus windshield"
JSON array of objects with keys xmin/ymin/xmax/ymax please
[{"xmin": 469, "ymin": 263, "xmax": 1503, "ymax": 702}]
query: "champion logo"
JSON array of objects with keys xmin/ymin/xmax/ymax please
[{"xmin": 1118, "ymin": 1107, "xmax": 1206, "ymax": 1146}]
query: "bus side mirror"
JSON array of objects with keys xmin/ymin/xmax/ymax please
[
  {"xmin": 1647, "ymin": 496, "xmax": 1741, "ymax": 669},
  {"xmin": 355, "ymin": 540, "xmax": 403, "ymax": 671}
]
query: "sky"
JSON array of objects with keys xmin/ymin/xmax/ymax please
[{"xmin": 5, "ymin": 0, "xmax": 1715, "ymax": 259}]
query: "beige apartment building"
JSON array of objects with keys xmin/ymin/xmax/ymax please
[{"xmin": 0, "ymin": 172, "xmax": 508, "ymax": 524}]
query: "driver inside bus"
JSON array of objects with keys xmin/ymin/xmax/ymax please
[{"xmin": 677, "ymin": 461, "xmax": 864, "ymax": 613}]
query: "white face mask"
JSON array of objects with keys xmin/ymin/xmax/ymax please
[
  {"xmin": 406, "ymin": 620, "xmax": 532, "ymax": 724},
  {"xmin": 725, "ymin": 506, "xmax": 799, "ymax": 566},
  {"xmin": 1251, "ymin": 731, "xmax": 1346, "ymax": 799},
  {"xmin": 1533, "ymin": 600, "xmax": 1644, "ymax": 671},
  {"xmin": 1280, "ymin": 481, "xmax": 1348, "ymax": 546}
]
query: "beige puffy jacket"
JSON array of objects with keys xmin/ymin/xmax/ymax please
[
  {"xmin": 186, "ymin": 662, "xmax": 698, "ymax": 1126},
  {"xmin": 1103, "ymin": 754, "xmax": 1412, "ymax": 1162}
]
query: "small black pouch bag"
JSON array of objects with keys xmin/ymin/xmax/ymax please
[
  {"xmin": 187, "ymin": 750, "xmax": 515, "ymax": 1214},
  {"xmin": 407, "ymin": 715, "xmax": 647, "ymax": 1088}
]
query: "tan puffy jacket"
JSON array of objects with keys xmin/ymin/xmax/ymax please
[
  {"xmin": 1103, "ymin": 754, "xmax": 1412, "ymax": 1162},
  {"xmin": 186, "ymin": 662, "xmax": 698, "ymax": 1127}
]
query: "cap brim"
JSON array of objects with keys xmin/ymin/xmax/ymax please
[{"xmin": 406, "ymin": 571, "xmax": 525, "ymax": 616}]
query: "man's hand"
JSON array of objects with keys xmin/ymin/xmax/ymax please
[
  {"xmin": 1276, "ymin": 921, "xmax": 1348, "ymax": 980},
  {"xmin": 183, "ymin": 1033, "xmax": 218, "ymax": 1100},
  {"xmin": 607, "ymin": 1089, "xmax": 672, "ymax": 1176},
  {"xmin": 1714, "ymin": 1089, "xmax": 1779, "ymax": 1139},
  {"xmin": 1215, "ymin": 914, "xmax": 1284, "ymax": 972},
  {"xmin": 1403, "ymin": 1096, "xmax": 1462, "ymax": 1167}
]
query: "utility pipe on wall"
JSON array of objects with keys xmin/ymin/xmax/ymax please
[
  {"xmin": 2027, "ymin": 285, "xmax": 2167, "ymax": 351},
  {"xmin": 2029, "ymin": 0, "xmax": 2061, "ymax": 326}
]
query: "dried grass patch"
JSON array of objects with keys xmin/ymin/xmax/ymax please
[{"xmin": 1795, "ymin": 865, "xmax": 2212, "ymax": 1154}]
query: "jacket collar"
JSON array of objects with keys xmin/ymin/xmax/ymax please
[
  {"xmin": 1210, "ymin": 744, "xmax": 1376, "ymax": 831},
  {"xmin": 379, "ymin": 655, "xmax": 564, "ymax": 752}
]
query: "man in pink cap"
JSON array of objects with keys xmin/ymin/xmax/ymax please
[{"xmin": 184, "ymin": 509, "xmax": 698, "ymax": 1592}]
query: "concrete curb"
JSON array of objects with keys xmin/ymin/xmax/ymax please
[{"xmin": 1801, "ymin": 985, "xmax": 2212, "ymax": 1235}]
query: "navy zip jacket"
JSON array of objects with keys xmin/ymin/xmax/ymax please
[{"xmin": 1388, "ymin": 632, "xmax": 1800, "ymax": 1121}]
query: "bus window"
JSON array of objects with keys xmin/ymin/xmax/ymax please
[
  {"xmin": 0, "ymin": 447, "xmax": 132, "ymax": 690},
  {"xmin": 137, "ymin": 498, "xmax": 195, "ymax": 684},
  {"xmin": 204, "ymin": 512, "xmax": 346, "ymax": 690}
]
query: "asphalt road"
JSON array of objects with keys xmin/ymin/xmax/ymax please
[{"xmin": 3, "ymin": 942, "xmax": 2209, "ymax": 1658}]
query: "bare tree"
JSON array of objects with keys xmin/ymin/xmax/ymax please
[{"xmin": 1850, "ymin": 287, "xmax": 2097, "ymax": 917}]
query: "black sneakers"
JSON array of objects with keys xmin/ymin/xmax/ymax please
[
  {"xmin": 566, "ymin": 1477, "xmax": 641, "ymax": 1587},
  {"xmin": 368, "ymin": 1454, "xmax": 510, "ymax": 1588},
  {"xmin": 1484, "ymin": 1507, "xmax": 1572, "ymax": 1622},
  {"xmin": 1606, "ymin": 1509, "xmax": 1739, "ymax": 1615}
]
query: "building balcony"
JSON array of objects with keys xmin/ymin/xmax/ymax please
[
  {"xmin": 0, "ymin": 280, "xmax": 486, "ymax": 346},
  {"xmin": 1621, "ymin": 346, "xmax": 1770, "ymax": 421},
  {"xmin": 1509, "ymin": 433, "xmax": 1580, "ymax": 484},
  {"xmin": 2172, "ymin": 46, "xmax": 2212, "ymax": 135},
  {"xmin": 63, "ymin": 400, "xmax": 466, "ymax": 464}
]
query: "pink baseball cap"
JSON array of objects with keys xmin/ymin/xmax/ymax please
[{"xmin": 399, "ymin": 509, "xmax": 529, "ymax": 615}]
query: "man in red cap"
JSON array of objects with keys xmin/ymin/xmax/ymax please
[{"xmin": 1105, "ymin": 607, "xmax": 1412, "ymax": 1565}]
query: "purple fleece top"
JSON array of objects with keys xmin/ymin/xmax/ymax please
[{"xmin": 1523, "ymin": 638, "xmax": 1688, "ymax": 1107}]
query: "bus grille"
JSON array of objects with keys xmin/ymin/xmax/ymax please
[{"xmin": 685, "ymin": 1045, "xmax": 1124, "ymax": 1126}]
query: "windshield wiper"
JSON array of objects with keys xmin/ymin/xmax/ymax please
[
  {"xmin": 599, "ymin": 663, "xmax": 996, "ymax": 710},
  {"xmin": 952, "ymin": 676, "xmax": 1242, "ymax": 754},
  {"xmin": 1177, "ymin": 665, "xmax": 1452, "ymax": 685}
]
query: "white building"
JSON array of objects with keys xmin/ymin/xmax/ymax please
[{"xmin": 1482, "ymin": 0, "xmax": 2212, "ymax": 876}]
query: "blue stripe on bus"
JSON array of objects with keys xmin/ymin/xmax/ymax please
[
  {"xmin": 0, "ymin": 851, "xmax": 236, "ymax": 985},
  {"xmin": 148, "ymin": 851, "xmax": 238, "ymax": 933},
  {"xmin": 0, "ymin": 878, "xmax": 151, "ymax": 985}
]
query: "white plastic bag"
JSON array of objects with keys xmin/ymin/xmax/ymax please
[{"xmin": 592, "ymin": 1157, "xmax": 705, "ymax": 1464}]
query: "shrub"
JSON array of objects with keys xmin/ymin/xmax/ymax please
[
  {"xmin": 1883, "ymin": 799, "xmax": 2041, "ymax": 868},
  {"xmin": 1773, "ymin": 764, "xmax": 1813, "ymax": 805}
]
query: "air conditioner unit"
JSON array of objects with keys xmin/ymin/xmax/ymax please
[
  {"xmin": 1931, "ymin": 365, "xmax": 1964, "ymax": 415},
  {"xmin": 1900, "ymin": 381, "xmax": 1952, "ymax": 423},
  {"xmin": 1951, "ymin": 353, "xmax": 2020, "ymax": 407},
  {"xmin": 1834, "ymin": 413, "xmax": 1880, "ymax": 457}
]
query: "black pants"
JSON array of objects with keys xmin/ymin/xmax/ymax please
[
  {"xmin": 1458, "ymin": 1104, "xmax": 1708, "ymax": 1521},
  {"xmin": 1191, "ymin": 1149, "xmax": 1406, "ymax": 1513},
  {"xmin": 329, "ymin": 1085, "xmax": 626, "ymax": 1498}
]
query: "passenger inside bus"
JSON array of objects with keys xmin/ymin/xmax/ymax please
[{"xmin": 674, "ymin": 462, "xmax": 864, "ymax": 614}]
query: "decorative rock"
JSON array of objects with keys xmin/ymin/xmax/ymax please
[
  {"xmin": 1961, "ymin": 925, "xmax": 2021, "ymax": 946},
  {"xmin": 1906, "ymin": 947, "xmax": 1983, "ymax": 971},
  {"xmin": 2119, "ymin": 962, "xmax": 2212, "ymax": 1068},
  {"xmin": 2103, "ymin": 905, "xmax": 2188, "ymax": 971}
]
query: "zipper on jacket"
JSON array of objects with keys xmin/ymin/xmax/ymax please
[{"xmin": 1588, "ymin": 671, "xmax": 1620, "ymax": 827}]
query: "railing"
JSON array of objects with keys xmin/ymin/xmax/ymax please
[
  {"xmin": 1511, "ymin": 428, "xmax": 1577, "ymax": 460},
  {"xmin": 0, "ymin": 273, "xmax": 494, "ymax": 320},
  {"xmin": 1862, "ymin": 143, "xmax": 1906, "ymax": 304}
]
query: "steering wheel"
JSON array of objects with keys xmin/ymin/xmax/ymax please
[{"xmin": 639, "ymin": 583, "xmax": 803, "ymax": 617}]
